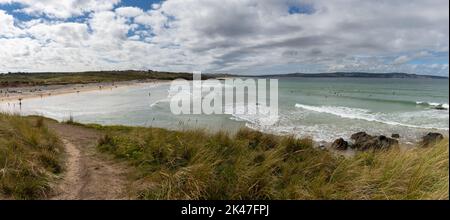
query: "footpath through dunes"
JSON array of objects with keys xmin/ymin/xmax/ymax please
[{"xmin": 46, "ymin": 120, "xmax": 132, "ymax": 200}]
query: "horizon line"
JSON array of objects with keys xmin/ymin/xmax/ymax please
[{"xmin": 1, "ymin": 70, "xmax": 448, "ymax": 78}]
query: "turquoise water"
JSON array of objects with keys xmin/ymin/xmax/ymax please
[
  {"xmin": 274, "ymin": 77, "xmax": 448, "ymax": 142},
  {"xmin": 1, "ymin": 77, "xmax": 448, "ymax": 143}
]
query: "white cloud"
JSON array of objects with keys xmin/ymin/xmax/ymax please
[
  {"xmin": 0, "ymin": 0, "xmax": 448, "ymax": 75},
  {"xmin": 140, "ymin": 0, "xmax": 448, "ymax": 74},
  {"xmin": 393, "ymin": 55, "xmax": 412, "ymax": 65},
  {"xmin": 0, "ymin": 10, "xmax": 24, "ymax": 37},
  {"xmin": 151, "ymin": 3, "xmax": 161, "ymax": 10},
  {"xmin": 115, "ymin": 6, "xmax": 143, "ymax": 18},
  {"xmin": 393, "ymin": 51, "xmax": 433, "ymax": 65},
  {"xmin": 27, "ymin": 22, "xmax": 90, "ymax": 46},
  {"xmin": 0, "ymin": 0, "xmax": 120, "ymax": 18}
]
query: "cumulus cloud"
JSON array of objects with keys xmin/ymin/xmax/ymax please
[
  {"xmin": 0, "ymin": 0, "xmax": 448, "ymax": 75},
  {"xmin": 115, "ymin": 6, "xmax": 143, "ymax": 18},
  {"xmin": 0, "ymin": 0, "xmax": 120, "ymax": 18},
  {"xmin": 0, "ymin": 9, "xmax": 24, "ymax": 37}
]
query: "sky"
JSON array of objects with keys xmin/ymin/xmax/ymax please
[{"xmin": 0, "ymin": 0, "xmax": 448, "ymax": 76}]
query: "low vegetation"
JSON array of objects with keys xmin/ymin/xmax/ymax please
[
  {"xmin": 0, "ymin": 112, "xmax": 447, "ymax": 200},
  {"xmin": 0, "ymin": 70, "xmax": 221, "ymax": 88},
  {"xmin": 0, "ymin": 114, "xmax": 63, "ymax": 199},
  {"xmin": 93, "ymin": 125, "xmax": 449, "ymax": 200}
]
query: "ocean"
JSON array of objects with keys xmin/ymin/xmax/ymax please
[{"xmin": 1, "ymin": 77, "xmax": 448, "ymax": 143}]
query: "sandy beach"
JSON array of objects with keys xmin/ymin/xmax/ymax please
[{"xmin": 0, "ymin": 79, "xmax": 168, "ymax": 103}]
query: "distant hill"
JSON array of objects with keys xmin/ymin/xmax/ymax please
[
  {"xmin": 259, "ymin": 72, "xmax": 448, "ymax": 79},
  {"xmin": 0, "ymin": 70, "xmax": 222, "ymax": 88}
]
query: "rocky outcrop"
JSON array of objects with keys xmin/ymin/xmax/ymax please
[
  {"xmin": 329, "ymin": 131, "xmax": 445, "ymax": 153},
  {"xmin": 351, "ymin": 132, "xmax": 372, "ymax": 143},
  {"xmin": 421, "ymin": 133, "xmax": 444, "ymax": 147},
  {"xmin": 331, "ymin": 138, "xmax": 349, "ymax": 150},
  {"xmin": 350, "ymin": 132, "xmax": 399, "ymax": 151}
]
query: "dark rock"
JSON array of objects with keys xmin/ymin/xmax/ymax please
[
  {"xmin": 434, "ymin": 106, "xmax": 447, "ymax": 110},
  {"xmin": 391, "ymin": 133, "xmax": 400, "ymax": 139},
  {"xmin": 421, "ymin": 132, "xmax": 444, "ymax": 147},
  {"xmin": 375, "ymin": 135, "xmax": 399, "ymax": 150},
  {"xmin": 331, "ymin": 138, "xmax": 349, "ymax": 150},
  {"xmin": 351, "ymin": 132, "xmax": 372, "ymax": 144},
  {"xmin": 351, "ymin": 132, "xmax": 399, "ymax": 151}
]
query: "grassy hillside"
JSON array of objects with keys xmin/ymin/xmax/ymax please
[
  {"xmin": 0, "ymin": 70, "xmax": 217, "ymax": 88},
  {"xmin": 0, "ymin": 115, "xmax": 63, "ymax": 199},
  {"xmin": 92, "ymin": 125, "xmax": 449, "ymax": 200},
  {"xmin": 0, "ymin": 113, "xmax": 447, "ymax": 200}
]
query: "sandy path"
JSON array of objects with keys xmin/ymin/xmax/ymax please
[
  {"xmin": 47, "ymin": 122, "xmax": 131, "ymax": 200},
  {"xmin": 51, "ymin": 139, "xmax": 85, "ymax": 200}
]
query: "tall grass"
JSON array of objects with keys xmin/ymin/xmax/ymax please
[
  {"xmin": 0, "ymin": 114, "xmax": 63, "ymax": 199},
  {"xmin": 95, "ymin": 126, "xmax": 449, "ymax": 200}
]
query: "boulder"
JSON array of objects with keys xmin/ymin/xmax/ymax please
[
  {"xmin": 421, "ymin": 133, "xmax": 444, "ymax": 147},
  {"xmin": 351, "ymin": 132, "xmax": 398, "ymax": 151},
  {"xmin": 375, "ymin": 135, "xmax": 399, "ymax": 149},
  {"xmin": 331, "ymin": 138, "xmax": 349, "ymax": 150},
  {"xmin": 351, "ymin": 132, "xmax": 372, "ymax": 144},
  {"xmin": 391, "ymin": 133, "xmax": 400, "ymax": 139}
]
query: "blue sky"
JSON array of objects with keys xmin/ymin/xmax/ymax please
[
  {"xmin": 120, "ymin": 0, "xmax": 161, "ymax": 10},
  {"xmin": 0, "ymin": 0, "xmax": 161, "ymax": 21},
  {"xmin": 0, "ymin": 0, "xmax": 448, "ymax": 76}
]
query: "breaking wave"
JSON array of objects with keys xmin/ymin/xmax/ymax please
[
  {"xmin": 294, "ymin": 103, "xmax": 448, "ymax": 130},
  {"xmin": 416, "ymin": 101, "xmax": 449, "ymax": 110}
]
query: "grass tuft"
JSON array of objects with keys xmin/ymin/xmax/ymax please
[
  {"xmin": 93, "ymin": 125, "xmax": 449, "ymax": 200},
  {"xmin": 0, "ymin": 114, "xmax": 63, "ymax": 199}
]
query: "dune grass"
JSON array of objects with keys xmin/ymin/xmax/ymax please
[
  {"xmin": 0, "ymin": 112, "xmax": 446, "ymax": 200},
  {"xmin": 0, "ymin": 114, "xmax": 63, "ymax": 199},
  {"xmin": 93, "ymin": 125, "xmax": 449, "ymax": 200}
]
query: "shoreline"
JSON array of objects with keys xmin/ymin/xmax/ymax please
[
  {"xmin": 0, "ymin": 79, "xmax": 447, "ymax": 153},
  {"xmin": 0, "ymin": 79, "xmax": 169, "ymax": 103}
]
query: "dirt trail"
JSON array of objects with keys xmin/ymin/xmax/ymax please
[{"xmin": 47, "ymin": 122, "xmax": 131, "ymax": 200}]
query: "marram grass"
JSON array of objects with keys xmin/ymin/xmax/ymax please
[
  {"xmin": 0, "ymin": 114, "xmax": 63, "ymax": 199},
  {"xmin": 0, "ymin": 113, "xmax": 447, "ymax": 200},
  {"xmin": 95, "ymin": 125, "xmax": 449, "ymax": 200}
]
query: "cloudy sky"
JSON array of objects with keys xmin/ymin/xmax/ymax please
[{"xmin": 0, "ymin": 0, "xmax": 448, "ymax": 75}]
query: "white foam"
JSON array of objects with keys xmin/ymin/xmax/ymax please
[
  {"xmin": 416, "ymin": 101, "xmax": 449, "ymax": 110},
  {"xmin": 226, "ymin": 102, "xmax": 279, "ymax": 126},
  {"xmin": 295, "ymin": 103, "xmax": 449, "ymax": 130},
  {"xmin": 150, "ymin": 98, "xmax": 170, "ymax": 108}
]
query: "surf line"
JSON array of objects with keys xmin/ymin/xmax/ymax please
[{"xmin": 169, "ymin": 71, "xmax": 279, "ymax": 126}]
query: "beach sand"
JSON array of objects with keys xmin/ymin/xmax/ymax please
[{"xmin": 0, "ymin": 79, "xmax": 167, "ymax": 103}]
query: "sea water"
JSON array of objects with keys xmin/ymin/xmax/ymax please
[{"xmin": 1, "ymin": 77, "xmax": 448, "ymax": 143}]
